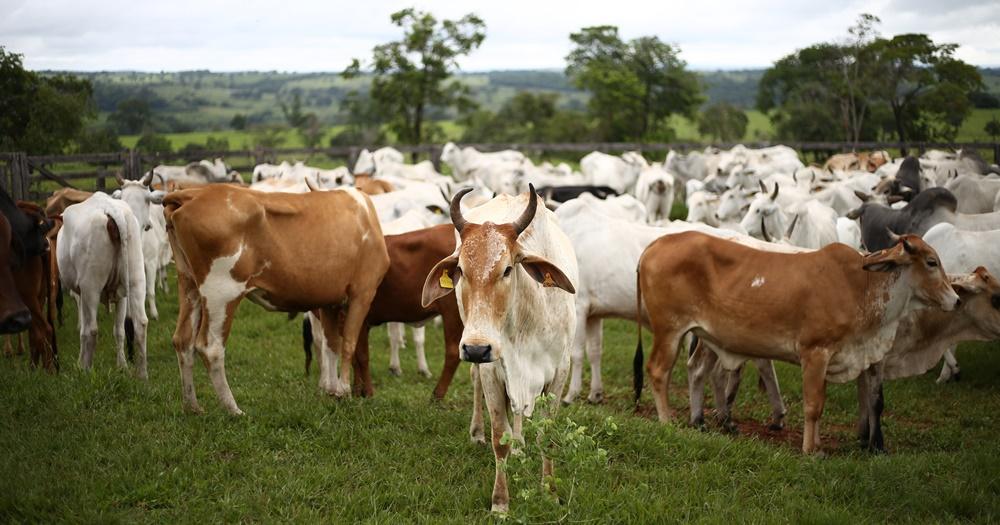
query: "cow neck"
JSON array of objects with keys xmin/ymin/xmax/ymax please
[{"xmin": 860, "ymin": 268, "xmax": 911, "ymax": 330}]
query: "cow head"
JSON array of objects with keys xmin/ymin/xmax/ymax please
[
  {"xmin": 950, "ymin": 267, "xmax": 1000, "ymax": 337},
  {"xmin": 114, "ymin": 171, "xmax": 166, "ymax": 232},
  {"xmin": 739, "ymin": 182, "xmax": 785, "ymax": 243},
  {"xmin": 0, "ymin": 213, "xmax": 30, "ymax": 334},
  {"xmin": 422, "ymin": 185, "xmax": 575, "ymax": 364},
  {"xmin": 715, "ymin": 187, "xmax": 754, "ymax": 221},
  {"xmin": 861, "ymin": 232, "xmax": 959, "ymax": 311},
  {"xmin": 686, "ymin": 192, "xmax": 720, "ymax": 227}
]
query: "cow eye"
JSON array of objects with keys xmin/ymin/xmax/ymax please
[
  {"xmin": 926, "ymin": 259, "xmax": 938, "ymax": 268},
  {"xmin": 503, "ymin": 266, "xmax": 512, "ymax": 278}
]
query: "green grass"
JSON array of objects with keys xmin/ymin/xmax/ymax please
[{"xmin": 1, "ymin": 265, "xmax": 999, "ymax": 522}]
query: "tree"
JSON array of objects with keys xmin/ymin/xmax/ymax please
[
  {"xmin": 986, "ymin": 117, "xmax": 1000, "ymax": 141},
  {"xmin": 331, "ymin": 91, "xmax": 386, "ymax": 146},
  {"xmin": 230, "ymin": 114, "xmax": 247, "ymax": 130},
  {"xmin": 0, "ymin": 47, "xmax": 95, "ymax": 154},
  {"xmin": 135, "ymin": 132, "xmax": 172, "ymax": 154},
  {"xmin": 75, "ymin": 125, "xmax": 122, "ymax": 153},
  {"xmin": 343, "ymin": 8, "xmax": 486, "ymax": 146},
  {"xmin": 565, "ymin": 26, "xmax": 702, "ymax": 141},
  {"xmin": 459, "ymin": 92, "xmax": 595, "ymax": 143},
  {"xmin": 108, "ymin": 97, "xmax": 153, "ymax": 134},
  {"xmin": 698, "ymin": 102, "xmax": 748, "ymax": 141}
]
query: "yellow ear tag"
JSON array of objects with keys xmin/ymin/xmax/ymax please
[
  {"xmin": 542, "ymin": 272, "xmax": 555, "ymax": 287},
  {"xmin": 440, "ymin": 269, "xmax": 454, "ymax": 289}
]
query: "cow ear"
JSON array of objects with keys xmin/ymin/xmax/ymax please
[
  {"xmin": 146, "ymin": 190, "xmax": 166, "ymax": 204},
  {"xmin": 862, "ymin": 247, "xmax": 907, "ymax": 273},
  {"xmin": 421, "ymin": 255, "xmax": 460, "ymax": 307},
  {"xmin": 518, "ymin": 253, "xmax": 575, "ymax": 294},
  {"xmin": 112, "ymin": 189, "xmax": 122, "ymax": 199},
  {"xmin": 846, "ymin": 207, "xmax": 864, "ymax": 220}
]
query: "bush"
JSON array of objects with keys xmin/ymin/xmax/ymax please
[
  {"xmin": 75, "ymin": 125, "xmax": 122, "ymax": 153},
  {"xmin": 135, "ymin": 132, "xmax": 172, "ymax": 154}
]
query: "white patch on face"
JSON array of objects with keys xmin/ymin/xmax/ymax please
[
  {"xmin": 751, "ymin": 275, "xmax": 765, "ymax": 288},
  {"xmin": 199, "ymin": 244, "xmax": 247, "ymax": 341}
]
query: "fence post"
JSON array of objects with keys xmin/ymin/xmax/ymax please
[
  {"xmin": 430, "ymin": 145, "xmax": 442, "ymax": 173},
  {"xmin": 994, "ymin": 143, "xmax": 999, "ymax": 165},
  {"xmin": 348, "ymin": 147, "xmax": 359, "ymax": 173},
  {"xmin": 96, "ymin": 166, "xmax": 106, "ymax": 192}
]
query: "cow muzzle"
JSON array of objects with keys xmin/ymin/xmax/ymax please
[
  {"xmin": 461, "ymin": 343, "xmax": 494, "ymax": 363},
  {"xmin": 0, "ymin": 309, "xmax": 31, "ymax": 334}
]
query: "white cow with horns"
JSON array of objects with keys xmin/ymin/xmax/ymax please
[{"xmin": 421, "ymin": 184, "xmax": 578, "ymax": 513}]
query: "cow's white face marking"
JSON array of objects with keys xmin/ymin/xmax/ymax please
[{"xmin": 751, "ymin": 275, "xmax": 765, "ymax": 288}]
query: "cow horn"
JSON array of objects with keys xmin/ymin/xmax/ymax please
[
  {"xmin": 760, "ymin": 216, "xmax": 772, "ymax": 243},
  {"xmin": 140, "ymin": 170, "xmax": 154, "ymax": 187},
  {"xmin": 758, "ymin": 180, "xmax": 766, "ymax": 194},
  {"xmin": 115, "ymin": 171, "xmax": 125, "ymax": 186},
  {"xmin": 450, "ymin": 187, "xmax": 474, "ymax": 234},
  {"xmin": 770, "ymin": 183, "xmax": 779, "ymax": 201},
  {"xmin": 786, "ymin": 213, "xmax": 799, "ymax": 239},
  {"xmin": 512, "ymin": 183, "xmax": 538, "ymax": 236},
  {"xmin": 152, "ymin": 171, "xmax": 166, "ymax": 187}
]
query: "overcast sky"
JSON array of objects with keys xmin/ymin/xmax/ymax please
[{"xmin": 2, "ymin": 0, "xmax": 998, "ymax": 72}]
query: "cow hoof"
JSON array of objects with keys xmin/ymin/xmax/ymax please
[
  {"xmin": 953, "ymin": 370, "xmax": 961, "ymax": 382},
  {"xmin": 491, "ymin": 502, "xmax": 509, "ymax": 514},
  {"xmin": 690, "ymin": 416, "xmax": 706, "ymax": 431},
  {"xmin": 587, "ymin": 391, "xmax": 605, "ymax": 404},
  {"xmin": 227, "ymin": 408, "xmax": 245, "ymax": 416},
  {"xmin": 721, "ymin": 419, "xmax": 739, "ymax": 434},
  {"xmin": 389, "ymin": 367, "xmax": 402, "ymax": 377},
  {"xmin": 768, "ymin": 419, "xmax": 785, "ymax": 432},
  {"xmin": 184, "ymin": 404, "xmax": 205, "ymax": 415},
  {"xmin": 418, "ymin": 369, "xmax": 432, "ymax": 379},
  {"xmin": 470, "ymin": 433, "xmax": 486, "ymax": 445}
]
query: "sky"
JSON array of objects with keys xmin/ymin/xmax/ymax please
[{"xmin": 2, "ymin": 0, "xmax": 998, "ymax": 72}]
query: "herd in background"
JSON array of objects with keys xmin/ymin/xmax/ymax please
[{"xmin": 2, "ymin": 141, "xmax": 1000, "ymax": 512}]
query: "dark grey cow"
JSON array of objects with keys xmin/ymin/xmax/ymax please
[
  {"xmin": 537, "ymin": 185, "xmax": 618, "ymax": 203},
  {"xmin": 847, "ymin": 188, "xmax": 958, "ymax": 251}
]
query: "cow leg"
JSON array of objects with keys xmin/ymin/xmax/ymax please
[
  {"xmin": 469, "ymin": 364, "xmax": 486, "ymax": 444},
  {"xmin": 198, "ymin": 295, "xmax": 244, "ymax": 416},
  {"xmin": 857, "ymin": 365, "xmax": 886, "ymax": 452},
  {"xmin": 432, "ymin": 310, "xmax": 462, "ymax": 400},
  {"xmin": 387, "ymin": 322, "xmax": 404, "ymax": 376},
  {"xmin": 335, "ymin": 291, "xmax": 376, "ymax": 399},
  {"xmin": 317, "ymin": 307, "xmax": 344, "ymax": 396},
  {"xmin": 686, "ymin": 340, "xmax": 714, "ymax": 428},
  {"xmin": 127, "ymin": 283, "xmax": 149, "ymax": 380},
  {"xmin": 541, "ymin": 354, "xmax": 569, "ymax": 490},
  {"xmin": 936, "ymin": 347, "xmax": 960, "ymax": 383},
  {"xmin": 145, "ymin": 258, "xmax": 158, "ymax": 321},
  {"xmin": 412, "ymin": 325, "xmax": 431, "ymax": 378},
  {"xmin": 112, "ymin": 298, "xmax": 129, "ymax": 371},
  {"xmin": 351, "ymin": 324, "xmax": 374, "ymax": 397},
  {"xmin": 173, "ymin": 272, "xmax": 202, "ymax": 413},
  {"xmin": 648, "ymin": 326, "xmax": 684, "ymax": 421},
  {"xmin": 712, "ymin": 361, "xmax": 740, "ymax": 433},
  {"xmin": 480, "ymin": 364, "xmax": 513, "ymax": 513},
  {"xmin": 753, "ymin": 359, "xmax": 786, "ymax": 430},
  {"xmin": 800, "ymin": 349, "xmax": 831, "ymax": 454},
  {"xmin": 76, "ymin": 289, "xmax": 99, "ymax": 370},
  {"xmin": 562, "ymin": 307, "xmax": 588, "ymax": 404},
  {"xmin": 586, "ymin": 318, "xmax": 605, "ymax": 404}
]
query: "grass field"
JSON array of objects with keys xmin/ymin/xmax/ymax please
[{"xmin": 1, "ymin": 264, "xmax": 999, "ymax": 522}]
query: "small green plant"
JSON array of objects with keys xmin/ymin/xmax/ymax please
[{"xmin": 500, "ymin": 393, "xmax": 617, "ymax": 522}]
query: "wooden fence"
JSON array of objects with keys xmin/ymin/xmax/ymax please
[{"xmin": 1, "ymin": 141, "xmax": 998, "ymax": 202}]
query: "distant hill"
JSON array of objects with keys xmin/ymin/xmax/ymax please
[{"xmin": 52, "ymin": 68, "xmax": 1000, "ymax": 133}]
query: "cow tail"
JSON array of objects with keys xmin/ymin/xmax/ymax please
[
  {"xmin": 42, "ymin": 250, "xmax": 59, "ymax": 371},
  {"xmin": 302, "ymin": 316, "xmax": 313, "ymax": 376},
  {"xmin": 105, "ymin": 211, "xmax": 133, "ymax": 361},
  {"xmin": 55, "ymin": 280, "xmax": 64, "ymax": 327},
  {"xmin": 633, "ymin": 266, "xmax": 644, "ymax": 405},
  {"xmin": 125, "ymin": 317, "xmax": 135, "ymax": 362}
]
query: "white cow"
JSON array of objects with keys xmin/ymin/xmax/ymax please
[
  {"xmin": 634, "ymin": 163, "xmax": 676, "ymax": 224},
  {"xmin": 368, "ymin": 182, "xmax": 451, "ymax": 223},
  {"xmin": 740, "ymin": 184, "xmax": 838, "ymax": 249},
  {"xmin": 353, "ymin": 147, "xmax": 405, "ymax": 175},
  {"xmin": 922, "ymin": 223, "xmax": 1000, "ymax": 382},
  {"xmin": 422, "ymin": 186, "xmax": 577, "ymax": 513},
  {"xmin": 57, "ymin": 192, "xmax": 151, "ymax": 378},
  {"xmin": 580, "ymin": 151, "xmax": 647, "ymax": 194},
  {"xmin": 440, "ymin": 142, "xmax": 525, "ymax": 181},
  {"xmin": 112, "ymin": 174, "xmax": 168, "ymax": 321},
  {"xmin": 945, "ymin": 174, "xmax": 1000, "ymax": 214}
]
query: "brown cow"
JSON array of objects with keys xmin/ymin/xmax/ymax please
[
  {"xmin": 164, "ymin": 184, "xmax": 389, "ymax": 415},
  {"xmin": 354, "ymin": 174, "xmax": 394, "ymax": 195},
  {"xmin": 824, "ymin": 151, "xmax": 891, "ymax": 173},
  {"xmin": 636, "ymin": 231, "xmax": 958, "ymax": 453},
  {"xmin": 304, "ymin": 224, "xmax": 464, "ymax": 400},
  {"xmin": 11, "ymin": 202, "xmax": 58, "ymax": 371},
  {"xmin": 0, "ymin": 213, "xmax": 30, "ymax": 335}
]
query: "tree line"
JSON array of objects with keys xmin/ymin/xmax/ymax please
[{"xmin": 0, "ymin": 10, "xmax": 995, "ymax": 155}]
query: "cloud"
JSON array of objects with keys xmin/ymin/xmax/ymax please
[{"xmin": 2, "ymin": 0, "xmax": 997, "ymax": 71}]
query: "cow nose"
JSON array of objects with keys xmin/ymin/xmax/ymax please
[
  {"xmin": 144, "ymin": 224, "xmax": 151, "ymax": 231},
  {"xmin": 0, "ymin": 310, "xmax": 30, "ymax": 334},
  {"xmin": 461, "ymin": 344, "xmax": 492, "ymax": 363}
]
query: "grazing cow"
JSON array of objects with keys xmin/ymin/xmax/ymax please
[
  {"xmin": 636, "ymin": 231, "xmax": 958, "ymax": 453},
  {"xmin": 922, "ymin": 223, "xmax": 1000, "ymax": 382},
  {"xmin": 556, "ymin": 201, "xmax": 787, "ymax": 425},
  {"xmin": 421, "ymin": 185, "xmax": 577, "ymax": 513},
  {"xmin": 163, "ymin": 185, "xmax": 389, "ymax": 414},
  {"xmin": 580, "ymin": 151, "xmax": 647, "ymax": 194},
  {"xmin": 57, "ymin": 192, "xmax": 150, "ymax": 378},
  {"xmin": 0, "ymin": 191, "xmax": 57, "ymax": 369},
  {"xmin": 855, "ymin": 268, "xmax": 1000, "ymax": 451},
  {"xmin": 305, "ymin": 224, "xmax": 465, "ymax": 399},
  {"xmin": 634, "ymin": 164, "xmax": 676, "ymax": 223},
  {"xmin": 944, "ymin": 174, "xmax": 1000, "ymax": 214}
]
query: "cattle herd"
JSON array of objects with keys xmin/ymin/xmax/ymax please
[{"xmin": 2, "ymin": 142, "xmax": 1000, "ymax": 512}]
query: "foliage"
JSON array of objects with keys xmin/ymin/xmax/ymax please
[
  {"xmin": 230, "ymin": 113, "xmax": 248, "ymax": 130},
  {"xmin": 108, "ymin": 97, "xmax": 154, "ymax": 135},
  {"xmin": 565, "ymin": 26, "xmax": 702, "ymax": 141},
  {"xmin": 698, "ymin": 102, "xmax": 749, "ymax": 142},
  {"xmin": 75, "ymin": 125, "xmax": 123, "ymax": 153},
  {"xmin": 343, "ymin": 8, "xmax": 486, "ymax": 145},
  {"xmin": 134, "ymin": 131, "xmax": 172, "ymax": 154},
  {"xmin": 969, "ymin": 91, "xmax": 1000, "ymax": 109},
  {"xmin": 176, "ymin": 136, "xmax": 230, "ymax": 156},
  {"xmin": 459, "ymin": 92, "xmax": 595, "ymax": 143},
  {"xmin": 986, "ymin": 116, "xmax": 1000, "ymax": 141},
  {"xmin": 249, "ymin": 124, "xmax": 287, "ymax": 149},
  {"xmin": 759, "ymin": 14, "xmax": 983, "ymax": 143},
  {"xmin": 0, "ymin": 47, "xmax": 95, "ymax": 154}
]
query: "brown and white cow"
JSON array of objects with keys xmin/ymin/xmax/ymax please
[
  {"xmin": 824, "ymin": 151, "xmax": 891, "ymax": 173},
  {"xmin": 304, "ymin": 223, "xmax": 465, "ymax": 400},
  {"xmin": 636, "ymin": 231, "xmax": 958, "ymax": 453},
  {"xmin": 421, "ymin": 185, "xmax": 578, "ymax": 513},
  {"xmin": 163, "ymin": 184, "xmax": 389, "ymax": 415}
]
